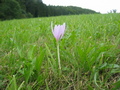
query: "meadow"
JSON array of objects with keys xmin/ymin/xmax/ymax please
[{"xmin": 0, "ymin": 13, "xmax": 120, "ymax": 90}]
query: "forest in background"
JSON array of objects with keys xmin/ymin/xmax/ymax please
[{"xmin": 0, "ymin": 0, "xmax": 99, "ymax": 20}]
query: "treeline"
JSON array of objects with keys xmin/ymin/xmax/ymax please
[
  {"xmin": 0, "ymin": 0, "xmax": 99, "ymax": 20},
  {"xmin": 47, "ymin": 6, "xmax": 98, "ymax": 16}
]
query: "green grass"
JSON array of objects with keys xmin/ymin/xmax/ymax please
[{"xmin": 0, "ymin": 13, "xmax": 120, "ymax": 90}]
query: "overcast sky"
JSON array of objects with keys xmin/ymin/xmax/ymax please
[{"xmin": 43, "ymin": 0, "xmax": 120, "ymax": 13}]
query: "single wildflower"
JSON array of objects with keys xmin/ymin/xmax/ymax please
[
  {"xmin": 51, "ymin": 23, "xmax": 66, "ymax": 41},
  {"xmin": 51, "ymin": 22, "xmax": 66, "ymax": 76}
]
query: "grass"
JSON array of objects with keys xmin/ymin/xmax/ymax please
[{"xmin": 0, "ymin": 13, "xmax": 120, "ymax": 90}]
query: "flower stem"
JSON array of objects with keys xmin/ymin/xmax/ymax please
[{"xmin": 57, "ymin": 41, "xmax": 61, "ymax": 75}]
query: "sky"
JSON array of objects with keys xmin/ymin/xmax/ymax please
[{"xmin": 42, "ymin": 0, "xmax": 120, "ymax": 13}]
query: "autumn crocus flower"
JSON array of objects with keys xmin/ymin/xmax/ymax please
[
  {"xmin": 52, "ymin": 23, "xmax": 66, "ymax": 41},
  {"xmin": 51, "ymin": 22, "xmax": 66, "ymax": 76}
]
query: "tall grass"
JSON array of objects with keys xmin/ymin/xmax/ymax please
[{"xmin": 0, "ymin": 13, "xmax": 120, "ymax": 90}]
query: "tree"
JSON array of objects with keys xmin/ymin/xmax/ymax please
[{"xmin": 0, "ymin": 0, "xmax": 22, "ymax": 20}]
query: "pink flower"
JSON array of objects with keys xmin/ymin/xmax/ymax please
[{"xmin": 52, "ymin": 23, "xmax": 66, "ymax": 41}]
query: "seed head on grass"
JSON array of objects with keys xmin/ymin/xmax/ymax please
[{"xmin": 51, "ymin": 23, "xmax": 66, "ymax": 41}]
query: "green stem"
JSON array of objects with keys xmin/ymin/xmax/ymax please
[{"xmin": 57, "ymin": 41, "xmax": 61, "ymax": 75}]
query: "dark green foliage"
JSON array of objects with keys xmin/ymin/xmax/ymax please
[
  {"xmin": 0, "ymin": 0, "xmax": 98, "ymax": 20},
  {"xmin": 47, "ymin": 6, "xmax": 97, "ymax": 16},
  {"xmin": 0, "ymin": 0, "xmax": 22, "ymax": 20}
]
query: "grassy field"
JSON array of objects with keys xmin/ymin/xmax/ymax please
[{"xmin": 0, "ymin": 13, "xmax": 120, "ymax": 90}]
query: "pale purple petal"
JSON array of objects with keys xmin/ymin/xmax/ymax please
[
  {"xmin": 60, "ymin": 23, "xmax": 66, "ymax": 39},
  {"xmin": 53, "ymin": 25, "xmax": 61, "ymax": 40}
]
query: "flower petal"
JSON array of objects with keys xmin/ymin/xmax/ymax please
[{"xmin": 60, "ymin": 23, "xmax": 66, "ymax": 39}]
